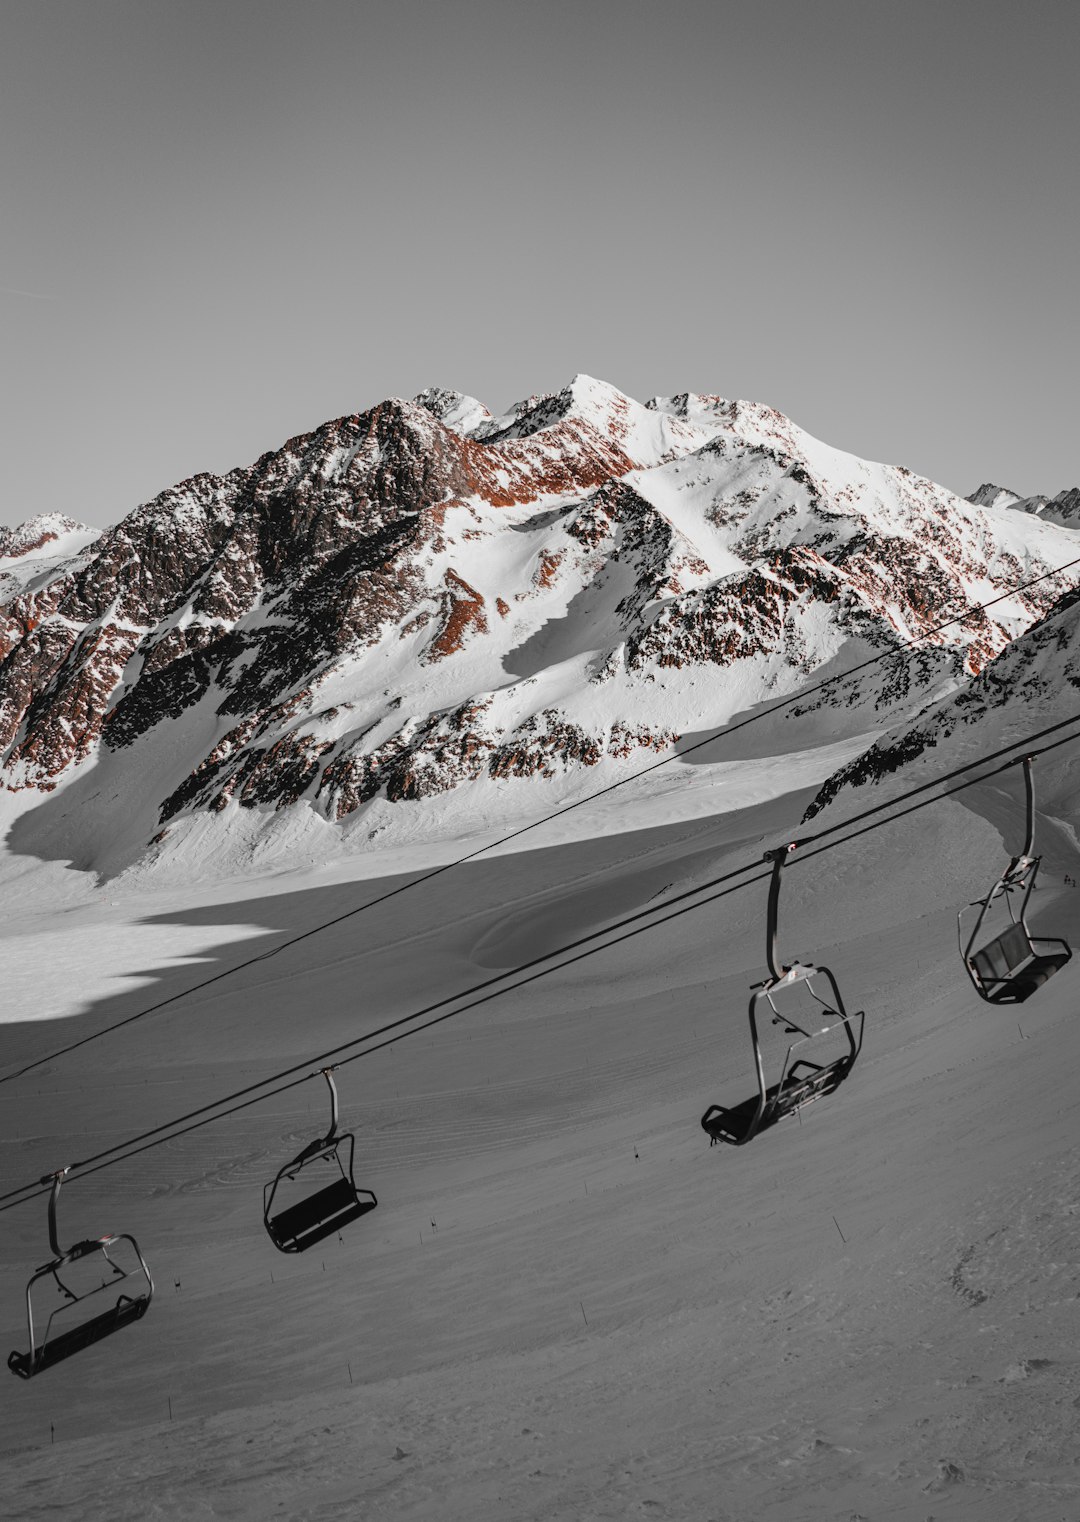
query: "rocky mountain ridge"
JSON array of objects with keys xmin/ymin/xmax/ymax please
[{"xmin": 2, "ymin": 375, "xmax": 1078, "ymax": 876}]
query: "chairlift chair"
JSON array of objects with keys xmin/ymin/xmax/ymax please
[
  {"xmin": 263, "ymin": 1068, "xmax": 377, "ymax": 1253},
  {"xmin": 8, "ymin": 1168, "xmax": 153, "ymax": 1380},
  {"xmin": 959, "ymin": 757, "xmax": 1072, "ymax": 1005},
  {"xmin": 702, "ymin": 844, "xmax": 865, "ymax": 1147}
]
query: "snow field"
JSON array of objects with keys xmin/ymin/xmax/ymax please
[{"xmin": 2, "ymin": 769, "xmax": 1079, "ymax": 1518}]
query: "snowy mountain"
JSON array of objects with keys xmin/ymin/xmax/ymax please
[
  {"xmin": 1009, "ymin": 486, "xmax": 1080, "ymax": 529},
  {"xmin": 966, "ymin": 482, "xmax": 1023, "ymax": 512},
  {"xmin": 2, "ymin": 375, "xmax": 1078, "ymax": 879},
  {"xmin": 968, "ymin": 481, "xmax": 1080, "ymax": 529}
]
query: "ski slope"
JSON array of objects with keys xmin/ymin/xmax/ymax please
[{"xmin": 2, "ymin": 727, "xmax": 1079, "ymax": 1520}]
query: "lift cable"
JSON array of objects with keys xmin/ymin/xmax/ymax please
[
  {"xmin": 4, "ymin": 553, "xmax": 1080, "ymax": 1092},
  {"xmin": 3, "ymin": 711, "xmax": 1078, "ymax": 1216}
]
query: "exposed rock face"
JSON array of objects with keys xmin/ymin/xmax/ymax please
[{"xmin": 1, "ymin": 375, "xmax": 1077, "ymax": 868}]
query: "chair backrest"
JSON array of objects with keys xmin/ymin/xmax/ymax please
[{"xmin": 972, "ymin": 921, "xmax": 1033, "ymax": 985}]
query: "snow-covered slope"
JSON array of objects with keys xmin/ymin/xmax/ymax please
[
  {"xmin": 2, "ymin": 378, "xmax": 1078, "ymax": 883},
  {"xmin": 805, "ymin": 582, "xmax": 1080, "ymax": 821}
]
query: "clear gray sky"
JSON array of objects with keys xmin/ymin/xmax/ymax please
[{"xmin": 2, "ymin": 0, "xmax": 1077, "ymax": 529}]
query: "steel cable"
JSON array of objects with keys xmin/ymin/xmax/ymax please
[{"xmin": 3, "ymin": 710, "xmax": 1079, "ymax": 1214}]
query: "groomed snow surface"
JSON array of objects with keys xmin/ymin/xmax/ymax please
[{"xmin": 2, "ymin": 735, "xmax": 1079, "ymax": 1521}]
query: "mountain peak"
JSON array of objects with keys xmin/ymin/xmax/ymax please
[
  {"xmin": 0, "ymin": 513, "xmax": 97, "ymax": 562},
  {"xmin": 472, "ymin": 374, "xmax": 632, "ymax": 442},
  {"xmin": 966, "ymin": 483, "xmax": 1022, "ymax": 511},
  {"xmin": 413, "ymin": 387, "xmax": 492, "ymax": 435},
  {"xmin": 2, "ymin": 377, "xmax": 1078, "ymax": 881}
]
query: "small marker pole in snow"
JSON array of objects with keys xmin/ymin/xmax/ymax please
[
  {"xmin": 50, "ymin": 1422, "xmax": 54, "ymax": 1445},
  {"xmin": 1018, "ymin": 1022, "xmax": 1026, "ymax": 1040},
  {"xmin": 168, "ymin": 1396, "xmax": 173, "ymax": 1422},
  {"xmin": 832, "ymin": 1215, "xmax": 847, "ymax": 1244},
  {"xmin": 348, "ymin": 1362, "xmax": 353, "ymax": 1386},
  {"xmin": 579, "ymin": 1301, "xmax": 588, "ymax": 1326}
]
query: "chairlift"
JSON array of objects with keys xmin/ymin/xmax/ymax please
[
  {"xmin": 702, "ymin": 844, "xmax": 865, "ymax": 1146},
  {"xmin": 8, "ymin": 1168, "xmax": 153, "ymax": 1380},
  {"xmin": 958, "ymin": 756, "xmax": 1072, "ymax": 1004},
  {"xmin": 263, "ymin": 1067, "xmax": 377, "ymax": 1253}
]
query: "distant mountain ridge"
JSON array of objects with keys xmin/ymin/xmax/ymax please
[
  {"xmin": 967, "ymin": 482, "xmax": 1080, "ymax": 528},
  {"xmin": 0, "ymin": 512, "xmax": 95, "ymax": 565},
  {"xmin": 2, "ymin": 376, "xmax": 1078, "ymax": 876}
]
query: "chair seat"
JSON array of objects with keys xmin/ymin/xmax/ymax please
[
  {"xmin": 987, "ymin": 950, "xmax": 1070, "ymax": 1004},
  {"xmin": 267, "ymin": 1177, "xmax": 376, "ymax": 1252},
  {"xmin": 8, "ymin": 1293, "xmax": 149, "ymax": 1380},
  {"xmin": 702, "ymin": 1058, "xmax": 853, "ymax": 1146}
]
